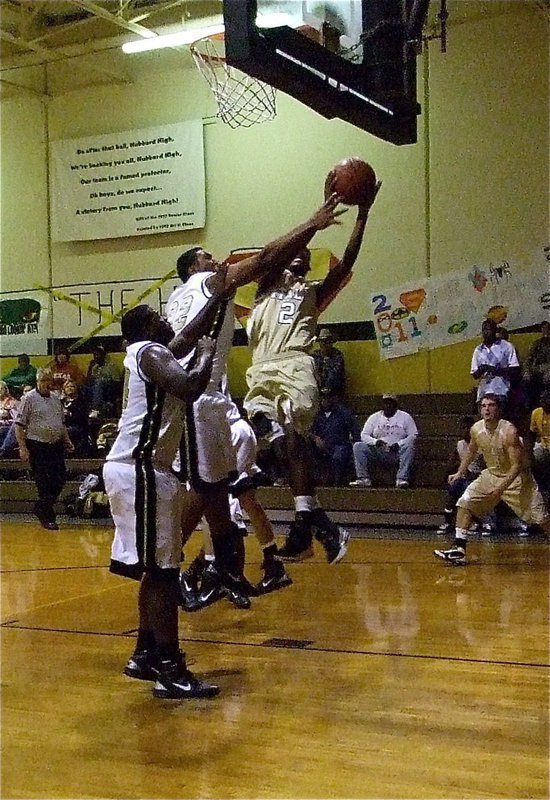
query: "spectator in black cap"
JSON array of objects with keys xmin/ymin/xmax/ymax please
[{"xmin": 312, "ymin": 327, "xmax": 346, "ymax": 396}]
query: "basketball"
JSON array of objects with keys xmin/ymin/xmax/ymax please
[{"xmin": 330, "ymin": 158, "xmax": 377, "ymax": 206}]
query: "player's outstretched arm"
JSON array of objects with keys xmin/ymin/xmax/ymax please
[
  {"xmin": 140, "ymin": 337, "xmax": 215, "ymax": 402},
  {"xmin": 317, "ymin": 181, "xmax": 381, "ymax": 309},
  {"xmin": 222, "ymin": 193, "xmax": 346, "ymax": 293}
]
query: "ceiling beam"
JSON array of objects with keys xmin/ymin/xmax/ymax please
[{"xmin": 66, "ymin": 0, "xmax": 158, "ymax": 38}]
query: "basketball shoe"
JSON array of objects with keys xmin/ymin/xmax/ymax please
[
  {"xmin": 276, "ymin": 519, "xmax": 314, "ymax": 562},
  {"xmin": 311, "ymin": 508, "xmax": 350, "ymax": 564},
  {"xmin": 179, "ymin": 570, "xmax": 203, "ymax": 613},
  {"xmin": 433, "ymin": 546, "xmax": 466, "ymax": 565},
  {"xmin": 153, "ymin": 652, "xmax": 220, "ymax": 699},
  {"xmin": 124, "ymin": 648, "xmax": 159, "ymax": 681},
  {"xmin": 256, "ymin": 558, "xmax": 293, "ymax": 595},
  {"xmin": 196, "ymin": 563, "xmax": 227, "ymax": 609}
]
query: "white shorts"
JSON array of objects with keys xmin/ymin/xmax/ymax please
[
  {"xmin": 181, "ymin": 391, "xmax": 237, "ymax": 487},
  {"xmin": 103, "ymin": 460, "xmax": 183, "ymax": 579},
  {"xmin": 457, "ymin": 468, "xmax": 549, "ymax": 526},
  {"xmin": 231, "ymin": 417, "xmax": 258, "ymax": 478}
]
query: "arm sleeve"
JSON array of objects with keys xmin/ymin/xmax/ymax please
[
  {"xmin": 506, "ymin": 343, "xmax": 520, "ymax": 368},
  {"xmin": 15, "ymin": 394, "xmax": 30, "ymax": 427},
  {"xmin": 398, "ymin": 413, "xmax": 418, "ymax": 448},
  {"xmin": 470, "ymin": 346, "xmax": 480, "ymax": 375},
  {"xmin": 361, "ymin": 414, "xmax": 378, "ymax": 445}
]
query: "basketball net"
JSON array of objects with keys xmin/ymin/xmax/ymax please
[{"xmin": 190, "ymin": 32, "xmax": 276, "ymax": 128}]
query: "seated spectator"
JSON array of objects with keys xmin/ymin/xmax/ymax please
[
  {"xmin": 60, "ymin": 379, "xmax": 90, "ymax": 456},
  {"xmin": 312, "ymin": 327, "xmax": 346, "ymax": 396},
  {"xmin": 523, "ymin": 320, "xmax": 550, "ymax": 408},
  {"xmin": 471, "ymin": 319, "xmax": 520, "ymax": 409},
  {"xmin": 86, "ymin": 344, "xmax": 122, "ymax": 419},
  {"xmin": 3, "ymin": 354, "xmax": 37, "ymax": 398},
  {"xmin": 0, "ymin": 381, "xmax": 20, "ymax": 457},
  {"xmin": 527, "ymin": 389, "xmax": 550, "ymax": 501},
  {"xmin": 350, "ymin": 394, "xmax": 418, "ymax": 488},
  {"xmin": 50, "ymin": 347, "xmax": 85, "ymax": 395},
  {"xmin": 310, "ymin": 388, "xmax": 360, "ymax": 485}
]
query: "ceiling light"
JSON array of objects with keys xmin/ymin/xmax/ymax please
[
  {"xmin": 122, "ymin": 24, "xmax": 225, "ymax": 53},
  {"xmin": 121, "ymin": 13, "xmax": 292, "ymax": 54}
]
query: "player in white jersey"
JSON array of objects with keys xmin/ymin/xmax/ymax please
[
  {"xmin": 166, "ymin": 193, "xmax": 347, "ymax": 609},
  {"xmin": 104, "ymin": 303, "xmax": 221, "ymax": 700},
  {"xmin": 434, "ymin": 394, "xmax": 550, "ymax": 565},
  {"xmin": 179, "ymin": 377, "xmax": 292, "ymax": 610},
  {"xmin": 244, "ymin": 177, "xmax": 381, "ymax": 564}
]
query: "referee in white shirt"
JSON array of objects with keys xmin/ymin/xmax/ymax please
[{"xmin": 15, "ymin": 368, "xmax": 74, "ymax": 530}]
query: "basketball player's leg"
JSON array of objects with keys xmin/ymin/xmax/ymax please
[
  {"xmin": 181, "ymin": 395, "xmax": 253, "ymax": 604},
  {"xmin": 500, "ymin": 476, "xmax": 550, "ymax": 536},
  {"xmin": 104, "ymin": 462, "xmax": 218, "ymax": 698},
  {"xmin": 434, "ymin": 471, "xmax": 499, "ymax": 565},
  {"xmin": 275, "ymin": 368, "xmax": 350, "ymax": 565},
  {"xmin": 229, "ymin": 414, "xmax": 290, "ymax": 585}
]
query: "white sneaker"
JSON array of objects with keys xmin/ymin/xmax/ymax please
[
  {"xmin": 396, "ymin": 480, "xmax": 409, "ymax": 488},
  {"xmin": 349, "ymin": 478, "xmax": 372, "ymax": 488},
  {"xmin": 517, "ymin": 522, "xmax": 529, "ymax": 537}
]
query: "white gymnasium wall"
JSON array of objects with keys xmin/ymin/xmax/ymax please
[{"xmin": 0, "ymin": 2, "xmax": 548, "ymax": 332}]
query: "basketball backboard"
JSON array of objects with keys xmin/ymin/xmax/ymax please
[{"xmin": 223, "ymin": 0, "xmax": 431, "ymax": 145}]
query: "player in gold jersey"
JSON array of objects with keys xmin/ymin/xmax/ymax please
[
  {"xmin": 244, "ymin": 178, "xmax": 381, "ymax": 563},
  {"xmin": 434, "ymin": 394, "xmax": 550, "ymax": 565}
]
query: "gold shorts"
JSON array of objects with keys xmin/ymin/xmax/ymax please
[
  {"xmin": 244, "ymin": 353, "xmax": 318, "ymax": 437},
  {"xmin": 456, "ymin": 468, "xmax": 549, "ymax": 526}
]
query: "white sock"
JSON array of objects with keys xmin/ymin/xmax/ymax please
[{"xmin": 295, "ymin": 495, "xmax": 315, "ymax": 513}]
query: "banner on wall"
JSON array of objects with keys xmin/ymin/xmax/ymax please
[
  {"xmin": 371, "ymin": 245, "xmax": 550, "ymax": 360},
  {"xmin": 50, "ymin": 121, "xmax": 205, "ymax": 242},
  {"xmin": 46, "ymin": 277, "xmax": 181, "ymax": 339},
  {"xmin": 0, "ymin": 290, "xmax": 49, "ymax": 355}
]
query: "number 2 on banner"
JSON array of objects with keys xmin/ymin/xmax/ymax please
[{"xmin": 372, "ymin": 294, "xmax": 391, "ymax": 314}]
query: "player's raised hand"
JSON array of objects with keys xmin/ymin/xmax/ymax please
[
  {"xmin": 358, "ymin": 180, "xmax": 382, "ymax": 218},
  {"xmin": 310, "ymin": 192, "xmax": 347, "ymax": 231}
]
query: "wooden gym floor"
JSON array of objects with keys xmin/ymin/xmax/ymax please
[{"xmin": 1, "ymin": 518, "xmax": 549, "ymax": 799}]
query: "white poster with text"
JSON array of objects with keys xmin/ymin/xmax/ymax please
[{"xmin": 50, "ymin": 120, "xmax": 205, "ymax": 241}]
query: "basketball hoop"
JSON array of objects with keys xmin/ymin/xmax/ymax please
[{"xmin": 190, "ymin": 32, "xmax": 276, "ymax": 128}]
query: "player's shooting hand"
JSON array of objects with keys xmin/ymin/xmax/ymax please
[
  {"xmin": 311, "ymin": 192, "xmax": 347, "ymax": 230},
  {"xmin": 324, "ymin": 170, "xmax": 337, "ymax": 200},
  {"xmin": 357, "ymin": 180, "xmax": 382, "ymax": 219}
]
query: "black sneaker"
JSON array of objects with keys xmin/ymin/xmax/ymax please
[
  {"xmin": 179, "ymin": 570, "xmax": 203, "ymax": 612},
  {"xmin": 124, "ymin": 649, "xmax": 158, "ymax": 681},
  {"xmin": 226, "ymin": 587, "xmax": 252, "ymax": 609},
  {"xmin": 196, "ymin": 563, "xmax": 227, "ymax": 609},
  {"xmin": 276, "ymin": 520, "xmax": 314, "ymax": 562},
  {"xmin": 256, "ymin": 559, "xmax": 292, "ymax": 595},
  {"xmin": 320, "ymin": 527, "xmax": 350, "ymax": 565},
  {"xmin": 153, "ymin": 654, "xmax": 220, "ymax": 699},
  {"xmin": 433, "ymin": 546, "xmax": 466, "ymax": 565}
]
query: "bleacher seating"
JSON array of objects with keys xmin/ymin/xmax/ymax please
[{"xmin": 0, "ymin": 393, "xmax": 472, "ymax": 527}]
